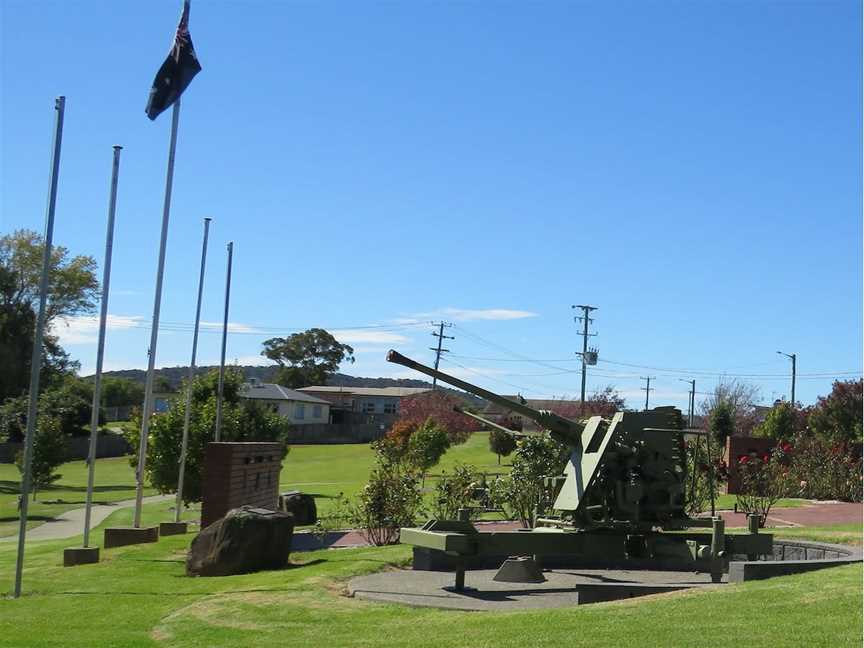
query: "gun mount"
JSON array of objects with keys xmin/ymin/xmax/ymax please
[{"xmin": 386, "ymin": 349, "xmax": 772, "ymax": 589}]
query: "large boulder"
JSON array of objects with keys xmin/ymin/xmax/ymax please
[
  {"xmin": 186, "ymin": 506, "xmax": 294, "ymax": 577},
  {"xmin": 279, "ymin": 491, "xmax": 317, "ymax": 526}
]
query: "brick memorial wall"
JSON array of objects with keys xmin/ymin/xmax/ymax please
[{"xmin": 201, "ymin": 442, "xmax": 284, "ymax": 528}]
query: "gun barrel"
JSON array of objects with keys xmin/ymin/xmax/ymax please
[
  {"xmin": 387, "ymin": 350, "xmax": 542, "ymax": 421},
  {"xmin": 386, "ymin": 349, "xmax": 583, "ymax": 444},
  {"xmin": 453, "ymin": 406, "xmax": 526, "ymax": 438}
]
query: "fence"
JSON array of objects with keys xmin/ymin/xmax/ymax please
[
  {"xmin": 284, "ymin": 423, "xmax": 387, "ymax": 444},
  {"xmin": 0, "ymin": 432, "xmax": 132, "ymax": 464}
]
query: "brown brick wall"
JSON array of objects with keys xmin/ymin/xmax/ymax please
[{"xmin": 201, "ymin": 442, "xmax": 284, "ymax": 528}]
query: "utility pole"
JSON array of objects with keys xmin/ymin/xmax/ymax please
[
  {"xmin": 777, "ymin": 351, "xmax": 796, "ymax": 406},
  {"xmin": 641, "ymin": 376, "xmax": 654, "ymax": 411},
  {"xmin": 572, "ymin": 305, "xmax": 598, "ymax": 414},
  {"xmin": 430, "ymin": 322, "xmax": 454, "ymax": 389},
  {"xmin": 679, "ymin": 378, "xmax": 695, "ymax": 427}
]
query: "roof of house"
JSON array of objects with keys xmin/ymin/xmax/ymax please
[
  {"xmin": 240, "ymin": 382, "xmax": 330, "ymax": 405},
  {"xmin": 298, "ymin": 386, "xmax": 431, "ymax": 398}
]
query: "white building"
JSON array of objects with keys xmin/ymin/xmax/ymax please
[{"xmin": 240, "ymin": 380, "xmax": 331, "ymax": 424}]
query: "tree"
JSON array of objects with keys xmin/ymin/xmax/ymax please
[
  {"xmin": 700, "ymin": 378, "xmax": 761, "ymax": 436},
  {"xmin": 261, "ymin": 328, "xmax": 354, "ymax": 388},
  {"xmin": 807, "ymin": 379, "xmax": 863, "ymax": 444},
  {"xmin": 15, "ymin": 416, "xmax": 66, "ymax": 500},
  {"xmin": 406, "ymin": 418, "xmax": 450, "ymax": 481},
  {"xmin": 708, "ymin": 399, "xmax": 735, "ymax": 446},
  {"xmin": 488, "ymin": 428, "xmax": 517, "ymax": 464},
  {"xmin": 100, "ymin": 377, "xmax": 145, "ymax": 408},
  {"xmin": 0, "ymin": 231, "xmax": 97, "ymax": 400},
  {"xmin": 397, "ymin": 391, "xmax": 480, "ymax": 444},
  {"xmin": 0, "ymin": 376, "xmax": 95, "ymax": 442},
  {"xmin": 126, "ymin": 368, "xmax": 290, "ymax": 503},
  {"xmin": 753, "ymin": 401, "xmax": 805, "ymax": 441},
  {"xmin": 0, "ymin": 230, "xmax": 99, "ymax": 324}
]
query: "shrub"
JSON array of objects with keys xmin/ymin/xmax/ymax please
[
  {"xmin": 684, "ymin": 437, "xmax": 722, "ymax": 516},
  {"xmin": 431, "ymin": 464, "xmax": 483, "ymax": 521},
  {"xmin": 735, "ymin": 444, "xmax": 794, "ymax": 527},
  {"xmin": 490, "ymin": 434, "xmax": 568, "ymax": 528},
  {"xmin": 787, "ymin": 434, "xmax": 862, "ymax": 502},
  {"xmin": 345, "ymin": 460, "xmax": 424, "ymax": 545},
  {"xmin": 15, "ymin": 416, "xmax": 65, "ymax": 500}
]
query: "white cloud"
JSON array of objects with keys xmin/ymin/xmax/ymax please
[
  {"xmin": 199, "ymin": 321, "xmax": 262, "ymax": 334},
  {"xmin": 52, "ymin": 314, "xmax": 145, "ymax": 345},
  {"xmin": 330, "ymin": 329, "xmax": 410, "ymax": 345},
  {"xmin": 403, "ymin": 307, "xmax": 538, "ymax": 322}
]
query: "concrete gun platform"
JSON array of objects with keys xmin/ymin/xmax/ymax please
[{"xmin": 348, "ymin": 568, "xmax": 723, "ymax": 611}]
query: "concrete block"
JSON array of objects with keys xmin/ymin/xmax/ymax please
[
  {"xmin": 159, "ymin": 521, "xmax": 188, "ymax": 536},
  {"xmin": 103, "ymin": 526, "xmax": 159, "ymax": 548},
  {"xmin": 63, "ymin": 546, "xmax": 99, "ymax": 566}
]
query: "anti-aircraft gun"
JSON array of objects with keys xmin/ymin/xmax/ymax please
[{"xmin": 387, "ymin": 350, "xmax": 772, "ymax": 588}]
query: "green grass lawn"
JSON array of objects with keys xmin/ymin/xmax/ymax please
[
  {"xmin": 0, "ymin": 432, "xmax": 832, "ymax": 537},
  {"xmin": 0, "ymin": 455, "xmax": 157, "ymax": 538},
  {"xmin": 280, "ymin": 431, "xmax": 511, "ymax": 518},
  {"xmin": 0, "ymin": 506, "xmax": 860, "ymax": 647}
]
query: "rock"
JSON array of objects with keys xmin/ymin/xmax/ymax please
[
  {"xmin": 279, "ymin": 491, "xmax": 317, "ymax": 526},
  {"xmin": 186, "ymin": 506, "xmax": 294, "ymax": 577}
]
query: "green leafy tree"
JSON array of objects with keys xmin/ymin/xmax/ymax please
[
  {"xmin": 406, "ymin": 418, "xmax": 450, "ymax": 481},
  {"xmin": 753, "ymin": 401, "xmax": 804, "ymax": 441},
  {"xmin": 701, "ymin": 378, "xmax": 761, "ymax": 437},
  {"xmin": 488, "ymin": 428, "xmax": 517, "ymax": 464},
  {"xmin": 125, "ymin": 368, "xmax": 290, "ymax": 504},
  {"xmin": 261, "ymin": 328, "xmax": 354, "ymax": 388},
  {"xmin": 708, "ymin": 399, "xmax": 736, "ymax": 446},
  {"xmin": 490, "ymin": 434, "xmax": 569, "ymax": 528},
  {"xmin": 807, "ymin": 380, "xmax": 863, "ymax": 443},
  {"xmin": 15, "ymin": 416, "xmax": 66, "ymax": 500},
  {"xmin": 0, "ymin": 376, "xmax": 96, "ymax": 442},
  {"xmin": 100, "ymin": 377, "xmax": 145, "ymax": 408},
  {"xmin": 0, "ymin": 230, "xmax": 98, "ymax": 399}
]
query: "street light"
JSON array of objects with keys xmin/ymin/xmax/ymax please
[
  {"xmin": 678, "ymin": 378, "xmax": 695, "ymax": 427},
  {"xmin": 776, "ymin": 351, "xmax": 797, "ymax": 406}
]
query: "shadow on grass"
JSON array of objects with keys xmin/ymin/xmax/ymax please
[{"xmin": 0, "ymin": 515, "xmax": 55, "ymax": 523}]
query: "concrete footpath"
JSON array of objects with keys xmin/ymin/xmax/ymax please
[{"xmin": 0, "ymin": 494, "xmax": 173, "ymax": 543}]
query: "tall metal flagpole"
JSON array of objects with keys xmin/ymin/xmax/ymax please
[
  {"xmin": 134, "ymin": 98, "xmax": 182, "ymax": 528},
  {"xmin": 214, "ymin": 242, "xmax": 233, "ymax": 442},
  {"xmin": 175, "ymin": 217, "xmax": 211, "ymax": 522},
  {"xmin": 82, "ymin": 146, "xmax": 123, "ymax": 548},
  {"xmin": 14, "ymin": 96, "xmax": 66, "ymax": 598}
]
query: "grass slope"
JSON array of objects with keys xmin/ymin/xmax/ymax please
[
  {"xmin": 0, "ymin": 511, "xmax": 860, "ymax": 648},
  {"xmin": 0, "ymin": 457, "xmax": 156, "ymax": 538}
]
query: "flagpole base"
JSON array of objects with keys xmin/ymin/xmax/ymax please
[
  {"xmin": 159, "ymin": 521, "xmax": 188, "ymax": 536},
  {"xmin": 63, "ymin": 546, "xmax": 100, "ymax": 567},
  {"xmin": 104, "ymin": 526, "xmax": 159, "ymax": 548}
]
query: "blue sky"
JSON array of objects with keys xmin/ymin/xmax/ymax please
[{"xmin": 1, "ymin": 0, "xmax": 861, "ymax": 411}]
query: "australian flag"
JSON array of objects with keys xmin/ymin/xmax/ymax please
[{"xmin": 145, "ymin": 1, "xmax": 202, "ymax": 120}]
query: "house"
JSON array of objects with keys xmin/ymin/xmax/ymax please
[
  {"xmin": 297, "ymin": 386, "xmax": 431, "ymax": 418},
  {"xmin": 240, "ymin": 380, "xmax": 331, "ymax": 425}
]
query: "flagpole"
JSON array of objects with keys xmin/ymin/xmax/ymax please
[
  {"xmin": 175, "ymin": 217, "xmax": 211, "ymax": 522},
  {"xmin": 214, "ymin": 241, "xmax": 233, "ymax": 442},
  {"xmin": 14, "ymin": 96, "xmax": 66, "ymax": 598},
  {"xmin": 82, "ymin": 145, "xmax": 122, "ymax": 548},
  {"xmin": 134, "ymin": 98, "xmax": 181, "ymax": 528}
]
